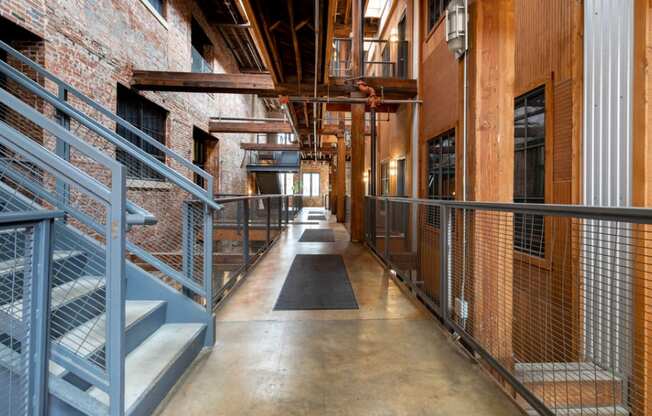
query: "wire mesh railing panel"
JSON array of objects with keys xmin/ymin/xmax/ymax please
[
  {"xmin": 365, "ymin": 196, "xmax": 652, "ymax": 416},
  {"xmin": 0, "ymin": 224, "xmax": 34, "ymax": 416},
  {"xmin": 213, "ymin": 200, "xmax": 246, "ymax": 301},
  {"xmin": 0, "ymin": 44, "xmax": 213, "ymax": 303},
  {"xmin": 386, "ymin": 200, "xmax": 412, "ymax": 278}
]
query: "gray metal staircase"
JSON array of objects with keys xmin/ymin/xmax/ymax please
[{"xmin": 0, "ymin": 40, "xmax": 220, "ymax": 415}]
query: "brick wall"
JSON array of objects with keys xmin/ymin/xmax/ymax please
[
  {"xmin": 0, "ymin": 0, "xmax": 267, "ymax": 270},
  {"xmin": 300, "ymin": 161, "xmax": 330, "ymax": 207}
]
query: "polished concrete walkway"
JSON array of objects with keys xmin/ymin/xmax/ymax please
[{"xmin": 158, "ymin": 209, "xmax": 523, "ymax": 416}]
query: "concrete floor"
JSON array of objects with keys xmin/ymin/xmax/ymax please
[{"xmin": 158, "ymin": 209, "xmax": 523, "ymax": 416}]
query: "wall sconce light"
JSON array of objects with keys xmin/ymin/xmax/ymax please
[
  {"xmin": 445, "ymin": 0, "xmax": 468, "ymax": 59},
  {"xmin": 389, "ymin": 159, "xmax": 397, "ymax": 176},
  {"xmin": 363, "ymin": 171, "xmax": 369, "ymax": 183}
]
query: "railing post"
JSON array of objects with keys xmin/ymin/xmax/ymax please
[
  {"xmin": 439, "ymin": 204, "xmax": 449, "ymax": 323},
  {"xmin": 28, "ymin": 218, "xmax": 54, "ymax": 416},
  {"xmin": 181, "ymin": 201, "xmax": 195, "ymax": 297},
  {"xmin": 242, "ymin": 199, "xmax": 250, "ymax": 266},
  {"xmin": 278, "ymin": 196, "xmax": 282, "ymax": 229},
  {"xmin": 384, "ymin": 198, "xmax": 390, "ymax": 260},
  {"xmin": 266, "ymin": 196, "xmax": 271, "ymax": 245},
  {"xmin": 55, "ymin": 85, "xmax": 70, "ymax": 209},
  {"xmin": 107, "ymin": 166, "xmax": 126, "ymax": 416},
  {"xmin": 285, "ymin": 196, "xmax": 290, "ymax": 224},
  {"xmin": 202, "ymin": 203, "xmax": 215, "ymax": 346}
]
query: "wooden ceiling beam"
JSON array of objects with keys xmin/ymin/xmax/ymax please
[
  {"xmin": 131, "ymin": 72, "xmax": 417, "ymax": 99},
  {"xmin": 209, "ymin": 121, "xmax": 293, "ymax": 134},
  {"xmin": 239, "ymin": 0, "xmax": 279, "ymax": 84},
  {"xmin": 131, "ymin": 71, "xmax": 275, "ymax": 94},
  {"xmin": 240, "ymin": 143, "xmax": 300, "ymax": 151},
  {"xmin": 286, "ymin": 0, "xmax": 303, "ymax": 83}
]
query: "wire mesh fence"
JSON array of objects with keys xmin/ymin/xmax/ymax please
[{"xmin": 365, "ymin": 196, "xmax": 652, "ymax": 416}]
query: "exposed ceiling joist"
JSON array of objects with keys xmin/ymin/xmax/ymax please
[{"xmin": 209, "ymin": 121, "xmax": 293, "ymax": 134}]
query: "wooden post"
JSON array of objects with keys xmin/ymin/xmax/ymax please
[
  {"xmin": 465, "ymin": 0, "xmax": 515, "ymax": 364},
  {"xmin": 350, "ymin": 92, "xmax": 366, "ymax": 242},
  {"xmin": 337, "ymin": 135, "xmax": 346, "ymax": 223},
  {"xmin": 632, "ymin": 1, "xmax": 652, "ymax": 414}
]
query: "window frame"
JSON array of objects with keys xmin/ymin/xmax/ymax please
[
  {"xmin": 280, "ymin": 172, "xmax": 295, "ymax": 195},
  {"xmin": 115, "ymin": 85, "xmax": 168, "ymax": 182},
  {"xmin": 427, "ymin": 129, "xmax": 456, "ymax": 201},
  {"xmin": 513, "ymin": 85, "xmax": 547, "ymax": 259},
  {"xmin": 139, "ymin": 0, "xmax": 167, "ymax": 27},
  {"xmin": 427, "ymin": 0, "xmax": 451, "ymax": 35},
  {"xmin": 302, "ymin": 172, "xmax": 320, "ymax": 197},
  {"xmin": 380, "ymin": 161, "xmax": 390, "ymax": 196}
]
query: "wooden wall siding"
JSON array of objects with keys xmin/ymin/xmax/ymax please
[
  {"xmin": 510, "ymin": 0, "xmax": 583, "ymax": 365},
  {"xmin": 633, "ymin": 1, "xmax": 652, "ymax": 414}
]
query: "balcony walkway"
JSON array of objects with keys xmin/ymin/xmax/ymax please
[{"xmin": 157, "ymin": 209, "xmax": 522, "ymax": 416}]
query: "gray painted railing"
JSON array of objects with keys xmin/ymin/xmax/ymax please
[
  {"xmin": 365, "ymin": 195, "xmax": 652, "ymax": 416},
  {"xmin": 0, "ymin": 106, "xmax": 127, "ymax": 415},
  {"xmin": 0, "ymin": 40, "xmax": 221, "ymax": 342},
  {"xmin": 212, "ymin": 194, "xmax": 302, "ymax": 307},
  {"xmin": 0, "ymin": 210, "xmax": 62, "ymax": 416}
]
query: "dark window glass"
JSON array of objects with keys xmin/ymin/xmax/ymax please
[
  {"xmin": 397, "ymin": 14, "xmax": 408, "ymax": 79},
  {"xmin": 381, "ymin": 46, "xmax": 391, "ymax": 77},
  {"xmin": 514, "ymin": 87, "xmax": 545, "ymax": 257},
  {"xmin": 191, "ymin": 19, "xmax": 213, "ymax": 73},
  {"xmin": 381, "ymin": 162, "xmax": 390, "ymax": 196},
  {"xmin": 428, "ymin": 0, "xmax": 451, "ymax": 33},
  {"xmin": 396, "ymin": 159, "xmax": 406, "ymax": 196},
  {"xmin": 426, "ymin": 130, "xmax": 455, "ymax": 227},
  {"xmin": 115, "ymin": 85, "xmax": 167, "ymax": 181},
  {"xmin": 146, "ymin": 0, "xmax": 164, "ymax": 16}
]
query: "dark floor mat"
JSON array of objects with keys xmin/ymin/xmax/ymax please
[
  {"xmin": 308, "ymin": 210, "xmax": 323, "ymax": 214},
  {"xmin": 299, "ymin": 229, "xmax": 335, "ymax": 242},
  {"xmin": 307, "ymin": 215, "xmax": 327, "ymax": 221},
  {"xmin": 274, "ymin": 254, "xmax": 358, "ymax": 310}
]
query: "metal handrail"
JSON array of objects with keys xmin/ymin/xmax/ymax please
[
  {"xmin": 0, "ymin": 210, "xmax": 64, "ymax": 225},
  {"xmin": 0, "ymin": 39, "xmax": 215, "ymax": 200},
  {"xmin": 365, "ymin": 195, "xmax": 652, "ymax": 223}
]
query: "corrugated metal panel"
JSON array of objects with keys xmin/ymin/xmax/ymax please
[
  {"xmin": 583, "ymin": 0, "xmax": 634, "ymax": 377},
  {"xmin": 584, "ymin": 0, "xmax": 633, "ymax": 208}
]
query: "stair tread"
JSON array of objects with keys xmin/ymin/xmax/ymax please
[
  {"xmin": 88, "ymin": 322, "xmax": 205, "ymax": 412},
  {"xmin": 51, "ymin": 300, "xmax": 165, "ymax": 377},
  {"xmin": 515, "ymin": 362, "xmax": 621, "ymax": 383},
  {"xmin": 0, "ymin": 250, "xmax": 82, "ymax": 275},
  {"xmin": 0, "ymin": 275, "xmax": 104, "ymax": 320},
  {"xmin": 526, "ymin": 406, "xmax": 628, "ymax": 415}
]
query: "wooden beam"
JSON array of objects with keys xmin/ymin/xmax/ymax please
[
  {"xmin": 336, "ymin": 134, "xmax": 346, "ymax": 223},
  {"xmin": 350, "ymin": 91, "xmax": 365, "ymax": 241},
  {"xmin": 209, "ymin": 121, "xmax": 293, "ymax": 134},
  {"xmin": 240, "ymin": 142, "xmax": 300, "ymax": 151},
  {"xmin": 238, "ymin": 0, "xmax": 279, "ymax": 84},
  {"xmin": 257, "ymin": 0, "xmax": 286, "ymax": 82},
  {"xmin": 287, "ymin": 0, "xmax": 303, "ymax": 82},
  {"xmin": 131, "ymin": 71, "xmax": 275, "ymax": 94}
]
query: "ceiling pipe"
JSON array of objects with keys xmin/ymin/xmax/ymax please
[
  {"xmin": 285, "ymin": 96, "xmax": 422, "ymax": 105},
  {"xmin": 313, "ymin": 0, "xmax": 319, "ymax": 161}
]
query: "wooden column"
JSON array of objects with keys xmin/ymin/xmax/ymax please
[
  {"xmin": 336, "ymin": 134, "xmax": 346, "ymax": 223},
  {"xmin": 632, "ymin": 1, "xmax": 652, "ymax": 414},
  {"xmin": 350, "ymin": 92, "xmax": 366, "ymax": 242},
  {"xmin": 351, "ymin": 0, "xmax": 363, "ymax": 78},
  {"xmin": 464, "ymin": 0, "xmax": 515, "ymax": 363}
]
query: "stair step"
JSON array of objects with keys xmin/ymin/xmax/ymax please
[
  {"xmin": 0, "ymin": 275, "xmax": 104, "ymax": 320},
  {"xmin": 88, "ymin": 323, "xmax": 206, "ymax": 415},
  {"xmin": 0, "ymin": 250, "xmax": 82, "ymax": 276},
  {"xmin": 515, "ymin": 362, "xmax": 624, "ymax": 410},
  {"xmin": 525, "ymin": 406, "xmax": 629, "ymax": 415},
  {"xmin": 51, "ymin": 300, "xmax": 166, "ymax": 377}
]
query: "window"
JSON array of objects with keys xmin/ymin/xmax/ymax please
[
  {"xmin": 427, "ymin": 131, "xmax": 455, "ymax": 200},
  {"xmin": 428, "ymin": 0, "xmax": 451, "ymax": 33},
  {"xmin": 191, "ymin": 19, "xmax": 213, "ymax": 73},
  {"xmin": 397, "ymin": 14, "xmax": 408, "ymax": 79},
  {"xmin": 280, "ymin": 173, "xmax": 294, "ymax": 195},
  {"xmin": 396, "ymin": 159, "xmax": 406, "ymax": 196},
  {"xmin": 115, "ymin": 85, "xmax": 168, "ymax": 181},
  {"xmin": 302, "ymin": 172, "xmax": 320, "ymax": 197},
  {"xmin": 514, "ymin": 87, "xmax": 545, "ymax": 257},
  {"xmin": 145, "ymin": 0, "xmax": 165, "ymax": 16},
  {"xmin": 380, "ymin": 161, "xmax": 390, "ymax": 196},
  {"xmin": 381, "ymin": 46, "xmax": 391, "ymax": 77}
]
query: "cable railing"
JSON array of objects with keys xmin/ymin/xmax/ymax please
[{"xmin": 365, "ymin": 195, "xmax": 652, "ymax": 416}]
